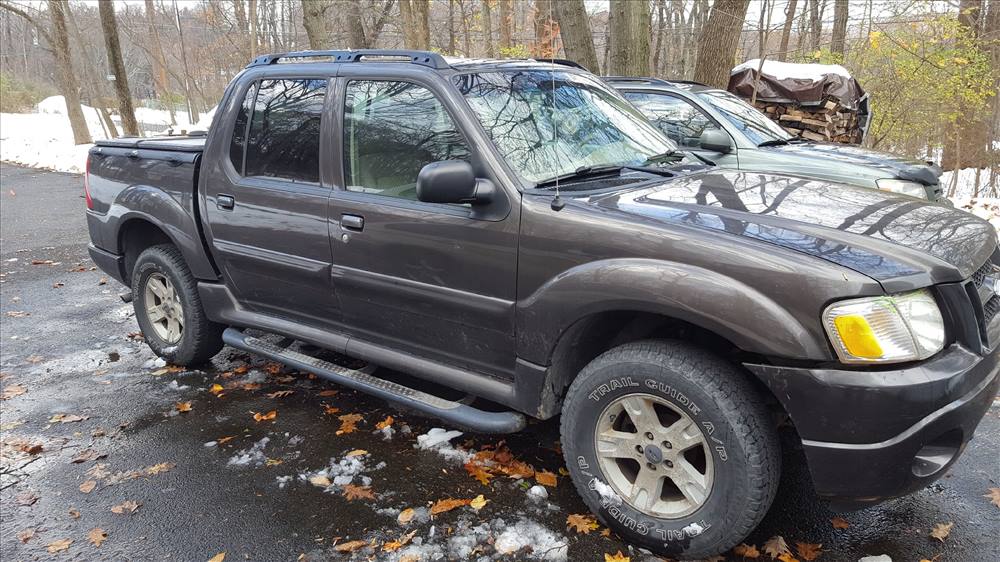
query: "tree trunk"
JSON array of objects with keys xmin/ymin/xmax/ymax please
[
  {"xmin": 144, "ymin": 0, "xmax": 175, "ymax": 125},
  {"xmin": 777, "ymin": 0, "xmax": 798, "ymax": 61},
  {"xmin": 608, "ymin": 0, "xmax": 650, "ymax": 76},
  {"xmin": 652, "ymin": 0, "xmax": 666, "ymax": 74},
  {"xmin": 553, "ymin": 0, "xmax": 599, "ymax": 71},
  {"xmin": 482, "ymin": 0, "xmax": 495, "ymax": 57},
  {"xmin": 47, "ymin": 0, "xmax": 91, "ymax": 144},
  {"xmin": 448, "ymin": 0, "xmax": 457, "ymax": 54},
  {"xmin": 249, "ymin": 0, "xmax": 259, "ymax": 55},
  {"xmin": 301, "ymin": 0, "xmax": 335, "ymax": 49},
  {"xmin": 347, "ymin": 1, "xmax": 369, "ymax": 48},
  {"xmin": 532, "ymin": 0, "xmax": 556, "ymax": 58},
  {"xmin": 413, "ymin": 0, "xmax": 431, "ymax": 50},
  {"xmin": 99, "ymin": 0, "xmax": 139, "ymax": 136},
  {"xmin": 692, "ymin": 0, "xmax": 749, "ymax": 88},
  {"xmin": 830, "ymin": 0, "xmax": 849, "ymax": 57},
  {"xmin": 498, "ymin": 0, "xmax": 513, "ymax": 50},
  {"xmin": 808, "ymin": 0, "xmax": 822, "ymax": 51},
  {"xmin": 172, "ymin": 0, "xmax": 198, "ymax": 124},
  {"xmin": 942, "ymin": 0, "xmax": 984, "ymax": 171},
  {"xmin": 66, "ymin": 9, "xmax": 119, "ymax": 138}
]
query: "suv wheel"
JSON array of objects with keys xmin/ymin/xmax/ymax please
[
  {"xmin": 560, "ymin": 340, "xmax": 779, "ymax": 559},
  {"xmin": 131, "ymin": 244, "xmax": 223, "ymax": 366}
]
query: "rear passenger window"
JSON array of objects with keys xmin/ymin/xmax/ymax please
[
  {"xmin": 244, "ymin": 79, "xmax": 326, "ymax": 183},
  {"xmin": 228, "ymin": 83, "xmax": 256, "ymax": 174}
]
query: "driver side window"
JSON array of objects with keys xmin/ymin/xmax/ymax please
[
  {"xmin": 343, "ymin": 80, "xmax": 470, "ymax": 200},
  {"xmin": 623, "ymin": 92, "xmax": 718, "ymax": 149}
]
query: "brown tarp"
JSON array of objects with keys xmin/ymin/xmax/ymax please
[{"xmin": 727, "ymin": 67, "xmax": 866, "ymax": 110}]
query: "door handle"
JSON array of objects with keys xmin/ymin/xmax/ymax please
[
  {"xmin": 217, "ymin": 194, "xmax": 235, "ymax": 210},
  {"xmin": 341, "ymin": 214, "xmax": 364, "ymax": 231}
]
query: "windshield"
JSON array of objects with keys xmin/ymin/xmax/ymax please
[
  {"xmin": 696, "ymin": 90, "xmax": 792, "ymax": 145},
  {"xmin": 454, "ymin": 69, "xmax": 675, "ymax": 184}
]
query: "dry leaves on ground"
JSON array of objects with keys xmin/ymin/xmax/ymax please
[
  {"xmin": 175, "ymin": 402, "xmax": 193, "ymax": 413},
  {"xmin": 375, "ymin": 416, "xmax": 394, "ymax": 430},
  {"xmin": 336, "ymin": 413, "xmax": 363, "ymax": 435},
  {"xmin": 795, "ymin": 542, "xmax": 822, "ymax": 561},
  {"xmin": 429, "ymin": 497, "xmax": 472, "ymax": 516},
  {"xmin": 318, "ymin": 389, "xmax": 338, "ymax": 397},
  {"xmin": 87, "ymin": 528, "xmax": 108, "ymax": 547},
  {"xmin": 535, "ymin": 470, "xmax": 558, "ymax": 487},
  {"xmin": 733, "ymin": 543, "xmax": 761, "ymax": 558},
  {"xmin": 110, "ymin": 500, "xmax": 141, "ymax": 514},
  {"xmin": 342, "ymin": 484, "xmax": 375, "ymax": 501},
  {"xmin": 469, "ymin": 494, "xmax": 488, "ymax": 511},
  {"xmin": 16, "ymin": 529, "xmax": 35, "ymax": 543},
  {"xmin": 266, "ymin": 390, "xmax": 294, "ymax": 399},
  {"xmin": 567, "ymin": 514, "xmax": 599, "ymax": 534},
  {"xmin": 322, "ymin": 404, "xmax": 341, "ymax": 415},
  {"xmin": 209, "ymin": 384, "xmax": 225, "ymax": 396},
  {"xmin": 985, "ymin": 488, "xmax": 1000, "ymax": 508},
  {"xmin": 252, "ymin": 410, "xmax": 277, "ymax": 422},
  {"xmin": 334, "ymin": 539, "xmax": 369, "ymax": 553},
  {"xmin": 216, "ymin": 436, "xmax": 235, "ymax": 445},
  {"xmin": 830, "ymin": 517, "xmax": 850, "ymax": 529},
  {"xmin": 308, "ymin": 475, "xmax": 332, "ymax": 488},
  {"xmin": 49, "ymin": 413, "xmax": 87, "ymax": 423},
  {"xmin": 930, "ymin": 522, "xmax": 954, "ymax": 542},
  {"xmin": 79, "ymin": 480, "xmax": 97, "ymax": 493},
  {"xmin": 15, "ymin": 491, "xmax": 39, "ymax": 506},
  {"xmin": 397, "ymin": 507, "xmax": 415, "ymax": 524},
  {"xmin": 46, "ymin": 539, "xmax": 72, "ymax": 553},
  {"xmin": 345, "ymin": 449, "xmax": 367, "ymax": 457},
  {"xmin": 382, "ymin": 530, "xmax": 417, "ymax": 553},
  {"xmin": 763, "ymin": 536, "xmax": 792, "ymax": 558},
  {"xmin": 71, "ymin": 449, "xmax": 106, "ymax": 463},
  {"xmin": 462, "ymin": 443, "xmax": 535, "ymax": 487},
  {"xmin": 5, "ymin": 311, "xmax": 30, "ymax": 318},
  {"xmin": 1, "ymin": 383, "xmax": 27, "ymax": 399},
  {"xmin": 604, "ymin": 551, "xmax": 630, "ymax": 562},
  {"xmin": 68, "ymin": 508, "xmax": 80, "ymax": 519},
  {"xmin": 208, "ymin": 553, "xmax": 226, "ymax": 562}
]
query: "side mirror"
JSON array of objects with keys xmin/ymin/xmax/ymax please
[
  {"xmin": 417, "ymin": 160, "xmax": 493, "ymax": 205},
  {"xmin": 699, "ymin": 128, "xmax": 733, "ymax": 154}
]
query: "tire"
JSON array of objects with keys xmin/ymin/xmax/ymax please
[
  {"xmin": 560, "ymin": 340, "xmax": 780, "ymax": 559},
  {"xmin": 131, "ymin": 244, "xmax": 224, "ymax": 366}
]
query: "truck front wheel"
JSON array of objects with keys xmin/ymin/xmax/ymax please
[
  {"xmin": 131, "ymin": 244, "xmax": 223, "ymax": 366},
  {"xmin": 560, "ymin": 340, "xmax": 780, "ymax": 559}
]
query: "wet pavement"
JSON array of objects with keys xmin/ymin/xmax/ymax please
[{"xmin": 1, "ymin": 163, "xmax": 998, "ymax": 562}]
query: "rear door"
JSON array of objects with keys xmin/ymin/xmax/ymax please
[
  {"xmin": 201, "ymin": 76, "xmax": 342, "ymax": 327},
  {"xmin": 326, "ymin": 68, "xmax": 519, "ymax": 378},
  {"xmin": 621, "ymin": 90, "xmax": 739, "ymax": 167}
]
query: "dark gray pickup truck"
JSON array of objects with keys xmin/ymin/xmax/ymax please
[{"xmin": 86, "ymin": 50, "xmax": 999, "ymax": 559}]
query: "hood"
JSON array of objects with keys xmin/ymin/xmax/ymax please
[
  {"xmin": 592, "ymin": 170, "xmax": 994, "ymax": 288},
  {"xmin": 766, "ymin": 142, "xmax": 942, "ymax": 185}
]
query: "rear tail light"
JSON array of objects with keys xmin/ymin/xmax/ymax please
[{"xmin": 84, "ymin": 155, "xmax": 93, "ymax": 209}]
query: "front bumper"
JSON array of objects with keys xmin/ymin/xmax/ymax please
[{"xmin": 747, "ymin": 344, "xmax": 999, "ymax": 508}]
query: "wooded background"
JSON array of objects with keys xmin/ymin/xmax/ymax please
[{"xmin": 1, "ymin": 0, "xmax": 998, "ymax": 194}]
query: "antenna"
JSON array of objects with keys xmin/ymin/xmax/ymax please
[{"xmin": 548, "ymin": 1, "xmax": 565, "ymax": 212}]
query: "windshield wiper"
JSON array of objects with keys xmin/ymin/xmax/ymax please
[
  {"xmin": 643, "ymin": 149, "xmax": 715, "ymax": 167},
  {"xmin": 757, "ymin": 139, "xmax": 789, "ymax": 147},
  {"xmin": 534, "ymin": 165, "xmax": 623, "ymax": 189}
]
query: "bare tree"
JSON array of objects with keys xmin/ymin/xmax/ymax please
[
  {"xmin": 347, "ymin": 0, "xmax": 395, "ymax": 48},
  {"xmin": 777, "ymin": 0, "xmax": 798, "ymax": 61},
  {"xmin": 399, "ymin": 0, "xmax": 430, "ymax": 49},
  {"xmin": 608, "ymin": 0, "xmax": 650, "ymax": 75},
  {"xmin": 693, "ymin": 0, "xmax": 750, "ymax": 88},
  {"xmin": 498, "ymin": 0, "xmax": 513, "ymax": 51},
  {"xmin": 99, "ymin": 0, "xmax": 139, "ymax": 136},
  {"xmin": 482, "ymin": 0, "xmax": 495, "ymax": 57},
  {"xmin": 301, "ymin": 0, "xmax": 336, "ymax": 49},
  {"xmin": 553, "ymin": 0, "xmax": 599, "ymax": 71},
  {"xmin": 830, "ymin": 0, "xmax": 849, "ymax": 56},
  {"xmin": 144, "ymin": 0, "xmax": 174, "ymax": 125},
  {"xmin": 532, "ymin": 0, "xmax": 556, "ymax": 57}
]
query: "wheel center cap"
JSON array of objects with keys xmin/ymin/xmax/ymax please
[{"xmin": 644, "ymin": 444, "xmax": 663, "ymax": 464}]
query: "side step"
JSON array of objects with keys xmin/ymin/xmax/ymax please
[{"xmin": 222, "ymin": 328, "xmax": 527, "ymax": 434}]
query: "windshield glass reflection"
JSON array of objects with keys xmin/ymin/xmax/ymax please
[{"xmin": 697, "ymin": 91, "xmax": 791, "ymax": 145}]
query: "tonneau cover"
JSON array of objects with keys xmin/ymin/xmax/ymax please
[{"xmin": 94, "ymin": 135, "xmax": 206, "ymax": 153}]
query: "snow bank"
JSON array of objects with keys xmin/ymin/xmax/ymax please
[
  {"xmin": 732, "ymin": 59, "xmax": 853, "ymax": 80},
  {"xmin": 941, "ymin": 167, "xmax": 995, "ymax": 199}
]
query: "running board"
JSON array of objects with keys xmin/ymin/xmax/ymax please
[{"xmin": 222, "ymin": 328, "xmax": 526, "ymax": 434}]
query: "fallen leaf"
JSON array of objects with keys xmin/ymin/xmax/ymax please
[
  {"xmin": 985, "ymin": 488, "xmax": 1000, "ymax": 508},
  {"xmin": 79, "ymin": 480, "xmax": 97, "ymax": 493},
  {"xmin": 68, "ymin": 508, "xmax": 80, "ymax": 519},
  {"xmin": 266, "ymin": 390, "xmax": 294, "ymax": 398},
  {"xmin": 469, "ymin": 494, "xmax": 488, "ymax": 511},
  {"xmin": 830, "ymin": 516, "xmax": 850, "ymax": 529},
  {"xmin": 87, "ymin": 527, "xmax": 108, "ymax": 547},
  {"xmin": 15, "ymin": 441, "xmax": 42, "ymax": 455},
  {"xmin": 430, "ymin": 497, "xmax": 472, "ymax": 515},
  {"xmin": 208, "ymin": 553, "xmax": 226, "ymax": 562},
  {"xmin": 375, "ymin": 415, "xmax": 394, "ymax": 430},
  {"xmin": 252, "ymin": 410, "xmax": 277, "ymax": 422},
  {"xmin": 604, "ymin": 551, "xmax": 630, "ymax": 562},
  {"xmin": 98, "ymin": 277, "xmax": 108, "ymax": 285},
  {"xmin": 5, "ymin": 311, "xmax": 30, "ymax": 318},
  {"xmin": 216, "ymin": 436, "xmax": 235, "ymax": 445},
  {"xmin": 930, "ymin": 521, "xmax": 954, "ymax": 542},
  {"xmin": 318, "ymin": 389, "xmax": 338, "ymax": 397},
  {"xmin": 71, "ymin": 449, "xmax": 106, "ymax": 463},
  {"xmin": 110, "ymin": 500, "xmax": 141, "ymax": 514},
  {"xmin": 567, "ymin": 513, "xmax": 599, "ymax": 534},
  {"xmin": 465, "ymin": 462, "xmax": 494, "ymax": 486},
  {"xmin": 1, "ymin": 383, "xmax": 27, "ymax": 399},
  {"xmin": 26, "ymin": 354, "xmax": 44, "ymax": 363},
  {"xmin": 334, "ymin": 540, "xmax": 369, "ymax": 553},
  {"xmin": 322, "ymin": 404, "xmax": 341, "ymax": 415},
  {"xmin": 49, "ymin": 413, "xmax": 87, "ymax": 423},
  {"xmin": 397, "ymin": 507, "xmax": 415, "ymax": 524},
  {"xmin": 777, "ymin": 554, "xmax": 800, "ymax": 562},
  {"xmin": 209, "ymin": 383, "xmax": 225, "ymax": 395},
  {"xmin": 343, "ymin": 484, "xmax": 375, "ymax": 501},
  {"xmin": 15, "ymin": 491, "xmax": 39, "ymax": 506},
  {"xmin": 535, "ymin": 470, "xmax": 558, "ymax": 487},
  {"xmin": 16, "ymin": 529, "xmax": 35, "ymax": 543},
  {"xmin": 382, "ymin": 530, "xmax": 417, "ymax": 552},
  {"xmin": 145, "ymin": 462, "xmax": 174, "ymax": 475},
  {"xmin": 265, "ymin": 458, "xmax": 283, "ymax": 466},
  {"xmin": 733, "ymin": 543, "xmax": 761, "ymax": 558},
  {"xmin": 336, "ymin": 413, "xmax": 363, "ymax": 435},
  {"xmin": 795, "ymin": 542, "xmax": 822, "ymax": 561},
  {"xmin": 763, "ymin": 536, "xmax": 791, "ymax": 558},
  {"xmin": 308, "ymin": 475, "xmax": 331, "ymax": 488},
  {"xmin": 175, "ymin": 401, "xmax": 193, "ymax": 413},
  {"xmin": 345, "ymin": 449, "xmax": 368, "ymax": 457},
  {"xmin": 47, "ymin": 538, "xmax": 72, "ymax": 553}
]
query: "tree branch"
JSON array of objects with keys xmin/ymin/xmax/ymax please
[{"xmin": 0, "ymin": 1, "xmax": 52, "ymax": 44}]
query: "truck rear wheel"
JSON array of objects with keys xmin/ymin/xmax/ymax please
[
  {"xmin": 560, "ymin": 340, "xmax": 779, "ymax": 559},
  {"xmin": 131, "ymin": 244, "xmax": 223, "ymax": 366}
]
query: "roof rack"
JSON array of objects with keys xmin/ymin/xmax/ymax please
[
  {"xmin": 247, "ymin": 49, "xmax": 450, "ymax": 70},
  {"xmin": 601, "ymin": 76, "xmax": 674, "ymax": 87}
]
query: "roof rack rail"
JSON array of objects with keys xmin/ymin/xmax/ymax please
[
  {"xmin": 247, "ymin": 49, "xmax": 450, "ymax": 70},
  {"xmin": 534, "ymin": 58, "xmax": 589, "ymax": 72},
  {"xmin": 601, "ymin": 76, "xmax": 673, "ymax": 86},
  {"xmin": 668, "ymin": 79, "xmax": 709, "ymax": 87}
]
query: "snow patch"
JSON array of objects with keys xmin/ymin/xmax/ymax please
[
  {"xmin": 732, "ymin": 59, "xmax": 853, "ymax": 80},
  {"xmin": 227, "ymin": 437, "xmax": 270, "ymax": 467},
  {"xmin": 858, "ymin": 556, "xmax": 893, "ymax": 562},
  {"xmin": 493, "ymin": 518, "xmax": 568, "ymax": 560},
  {"xmin": 300, "ymin": 450, "xmax": 383, "ymax": 491},
  {"xmin": 527, "ymin": 485, "xmax": 549, "ymax": 501},
  {"xmin": 682, "ymin": 521, "xmax": 704, "ymax": 537},
  {"xmin": 590, "ymin": 477, "xmax": 622, "ymax": 507},
  {"xmin": 415, "ymin": 428, "xmax": 472, "ymax": 463}
]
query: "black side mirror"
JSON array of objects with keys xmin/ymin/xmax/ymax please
[
  {"xmin": 699, "ymin": 128, "xmax": 733, "ymax": 154},
  {"xmin": 417, "ymin": 160, "xmax": 494, "ymax": 205}
]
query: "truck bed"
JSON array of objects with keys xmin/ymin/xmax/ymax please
[{"xmin": 94, "ymin": 135, "xmax": 206, "ymax": 153}]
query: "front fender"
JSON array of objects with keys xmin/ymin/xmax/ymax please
[{"xmin": 516, "ymin": 258, "xmax": 829, "ymax": 364}]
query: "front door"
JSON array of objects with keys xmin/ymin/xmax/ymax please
[
  {"xmin": 327, "ymin": 74, "xmax": 519, "ymax": 378},
  {"xmin": 201, "ymin": 77, "xmax": 341, "ymax": 326}
]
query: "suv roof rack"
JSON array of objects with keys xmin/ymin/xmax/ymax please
[
  {"xmin": 602, "ymin": 76, "xmax": 710, "ymax": 88},
  {"xmin": 534, "ymin": 58, "xmax": 589, "ymax": 71},
  {"xmin": 247, "ymin": 49, "xmax": 450, "ymax": 69}
]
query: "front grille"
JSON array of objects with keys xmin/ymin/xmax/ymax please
[
  {"xmin": 985, "ymin": 295, "xmax": 1000, "ymax": 325},
  {"xmin": 967, "ymin": 257, "xmax": 1000, "ymax": 349},
  {"xmin": 972, "ymin": 260, "xmax": 991, "ymax": 289}
]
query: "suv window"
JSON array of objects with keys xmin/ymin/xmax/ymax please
[
  {"xmin": 228, "ymin": 83, "xmax": 256, "ymax": 174},
  {"xmin": 622, "ymin": 92, "xmax": 718, "ymax": 148},
  {"xmin": 344, "ymin": 80, "xmax": 470, "ymax": 200},
  {"xmin": 244, "ymin": 79, "xmax": 326, "ymax": 183}
]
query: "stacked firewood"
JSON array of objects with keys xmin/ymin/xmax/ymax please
[{"xmin": 750, "ymin": 98, "xmax": 863, "ymax": 144}]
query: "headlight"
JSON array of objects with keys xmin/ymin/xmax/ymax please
[
  {"xmin": 823, "ymin": 289, "xmax": 945, "ymax": 364},
  {"xmin": 876, "ymin": 178, "xmax": 928, "ymax": 199}
]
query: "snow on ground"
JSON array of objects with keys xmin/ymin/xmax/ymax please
[{"xmin": 1, "ymin": 96, "xmax": 213, "ymax": 174}]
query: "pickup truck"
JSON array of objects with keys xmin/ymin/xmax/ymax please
[
  {"xmin": 606, "ymin": 77, "xmax": 945, "ymax": 201},
  {"xmin": 85, "ymin": 50, "xmax": 999, "ymax": 559}
]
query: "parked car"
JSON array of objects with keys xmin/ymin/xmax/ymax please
[
  {"xmin": 85, "ymin": 50, "xmax": 998, "ymax": 559},
  {"xmin": 606, "ymin": 77, "xmax": 945, "ymax": 201}
]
